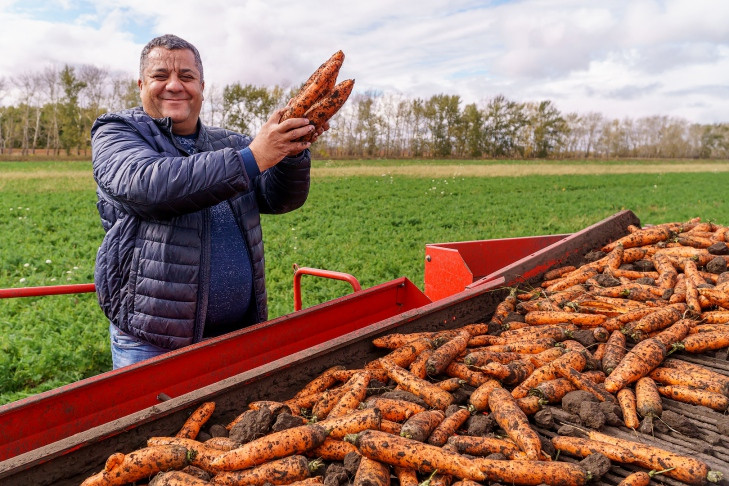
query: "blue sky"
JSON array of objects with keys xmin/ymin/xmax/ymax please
[{"xmin": 1, "ymin": 0, "xmax": 729, "ymax": 123}]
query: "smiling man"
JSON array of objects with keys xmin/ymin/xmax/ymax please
[{"xmin": 91, "ymin": 34, "xmax": 326, "ymax": 368}]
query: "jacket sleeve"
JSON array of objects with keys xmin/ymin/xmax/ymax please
[
  {"xmin": 91, "ymin": 114, "xmax": 253, "ymax": 220},
  {"xmin": 254, "ymin": 150, "xmax": 312, "ymax": 215}
]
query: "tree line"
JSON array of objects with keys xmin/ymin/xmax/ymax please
[{"xmin": 2, "ymin": 64, "xmax": 728, "ymax": 159}]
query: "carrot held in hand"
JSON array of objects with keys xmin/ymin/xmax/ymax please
[
  {"xmin": 301, "ymin": 79, "xmax": 355, "ymax": 141},
  {"xmin": 210, "ymin": 424, "xmax": 329, "ymax": 471},
  {"xmin": 280, "ymin": 50, "xmax": 344, "ymax": 122}
]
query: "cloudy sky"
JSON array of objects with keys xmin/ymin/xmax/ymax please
[{"xmin": 1, "ymin": 0, "xmax": 728, "ymax": 123}]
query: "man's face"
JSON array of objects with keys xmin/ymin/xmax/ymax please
[{"xmin": 138, "ymin": 47, "xmax": 204, "ymax": 135}]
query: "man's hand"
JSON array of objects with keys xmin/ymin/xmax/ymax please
[{"xmin": 248, "ymin": 107, "xmax": 315, "ymax": 172}]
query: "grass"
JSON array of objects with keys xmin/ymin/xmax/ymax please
[{"xmin": 1, "ymin": 159, "xmax": 727, "ymax": 404}]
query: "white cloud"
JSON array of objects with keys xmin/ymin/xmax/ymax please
[{"xmin": 0, "ymin": 0, "xmax": 728, "ymax": 123}]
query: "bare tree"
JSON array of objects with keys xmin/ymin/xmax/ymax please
[{"xmin": 42, "ymin": 66, "xmax": 61, "ymax": 155}]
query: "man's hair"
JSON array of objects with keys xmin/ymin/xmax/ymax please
[{"xmin": 139, "ymin": 34, "xmax": 204, "ymax": 82}]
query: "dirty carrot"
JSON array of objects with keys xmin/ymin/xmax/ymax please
[
  {"xmin": 545, "ymin": 266, "xmax": 599, "ymax": 293},
  {"xmin": 469, "ymin": 457, "xmax": 590, "ymax": 486},
  {"xmin": 512, "ymin": 351, "xmax": 586, "ymax": 399},
  {"xmin": 586, "ymin": 429, "xmax": 722, "ymax": 485},
  {"xmin": 634, "ymin": 377, "xmax": 663, "ymax": 418},
  {"xmin": 212, "ymin": 455, "xmax": 319, "ymax": 486},
  {"xmin": 444, "ymin": 361, "xmax": 491, "ymax": 387},
  {"xmin": 311, "ymin": 386, "xmax": 348, "ymax": 420},
  {"xmin": 281, "ymin": 50, "xmax": 344, "ymax": 121},
  {"xmin": 316, "ymin": 407, "xmax": 382, "ymax": 439},
  {"xmin": 467, "ymin": 378, "xmax": 502, "ymax": 412},
  {"xmin": 379, "ymin": 358, "xmax": 454, "ymax": 410},
  {"xmin": 362, "ymin": 396, "xmax": 426, "ymax": 422},
  {"xmin": 427, "ymin": 329, "xmax": 471, "ymax": 376},
  {"xmin": 490, "ymin": 289, "xmax": 518, "ymax": 327},
  {"xmin": 210, "ymin": 424, "xmax": 329, "ymax": 471},
  {"xmin": 528, "ymin": 378, "xmax": 577, "ymax": 403},
  {"xmin": 372, "ymin": 332, "xmax": 433, "ymax": 349},
  {"xmin": 399, "ymin": 409, "xmax": 445, "ymax": 442},
  {"xmin": 656, "ymin": 385, "xmax": 729, "ymax": 411},
  {"xmin": 554, "ymin": 358, "xmax": 615, "ymax": 403},
  {"xmin": 326, "ymin": 370, "xmax": 371, "ymax": 419},
  {"xmin": 550, "ymin": 436, "xmax": 637, "ymax": 464},
  {"xmin": 480, "ymin": 337, "xmax": 558, "ymax": 354},
  {"xmin": 176, "ymin": 401, "xmax": 215, "ymax": 440},
  {"xmin": 675, "ymin": 330, "xmax": 729, "ymax": 353},
  {"xmin": 488, "ymin": 386, "xmax": 542, "ymax": 460},
  {"xmin": 305, "ymin": 437, "xmax": 358, "ymax": 461},
  {"xmin": 476, "ymin": 359, "xmax": 535, "ymax": 386},
  {"xmin": 525, "ymin": 311, "xmax": 606, "ymax": 327},
  {"xmin": 648, "ymin": 367, "xmax": 729, "ymax": 396},
  {"xmin": 393, "ymin": 467, "xmax": 419, "ymax": 486},
  {"xmin": 292, "ymin": 366, "xmax": 346, "ymax": 399},
  {"xmin": 437, "ymin": 377, "xmax": 464, "ymax": 392},
  {"xmin": 616, "ymin": 471, "xmax": 651, "ymax": 486},
  {"xmin": 148, "ymin": 470, "xmax": 212, "ymax": 486},
  {"xmin": 603, "ymin": 337, "xmax": 668, "ymax": 393},
  {"xmin": 617, "ymin": 388, "xmax": 640, "ymax": 429},
  {"xmin": 463, "ymin": 350, "xmax": 529, "ymax": 367},
  {"xmin": 349, "ymin": 429, "xmax": 488, "ymax": 482},
  {"xmin": 302, "ymin": 79, "xmax": 355, "ymax": 139},
  {"xmin": 205, "ymin": 437, "xmax": 241, "ymax": 451},
  {"xmin": 379, "ymin": 419, "xmax": 403, "ymax": 435},
  {"xmin": 447, "ymin": 435, "xmax": 523, "ymax": 458},
  {"xmin": 697, "ymin": 288, "xmax": 729, "ymax": 309},
  {"xmin": 80, "ymin": 445, "xmax": 190, "ymax": 486},
  {"xmin": 602, "ymin": 308, "xmax": 657, "ymax": 333},
  {"xmin": 147, "ymin": 436, "xmax": 223, "ymax": 474},
  {"xmin": 652, "ymin": 252, "xmax": 679, "ymax": 289},
  {"xmin": 427, "ymin": 408, "xmax": 471, "ymax": 447},
  {"xmin": 353, "ymin": 455, "xmax": 391, "ymax": 486},
  {"xmin": 370, "ymin": 337, "xmax": 434, "ymax": 370},
  {"xmin": 409, "ymin": 348, "xmax": 434, "ymax": 379},
  {"xmin": 701, "ymin": 311, "xmax": 729, "ymax": 323},
  {"xmin": 603, "ymin": 226, "xmax": 673, "ymax": 252}
]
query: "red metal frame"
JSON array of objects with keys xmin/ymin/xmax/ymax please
[
  {"xmin": 0, "ymin": 276, "xmax": 431, "ymax": 462},
  {"xmin": 293, "ymin": 265, "xmax": 362, "ymax": 311},
  {"xmin": 424, "ymin": 234, "xmax": 568, "ymax": 300},
  {"xmin": 0, "ymin": 283, "xmax": 96, "ymax": 299}
]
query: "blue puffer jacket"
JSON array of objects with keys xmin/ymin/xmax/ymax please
[{"xmin": 91, "ymin": 107, "xmax": 311, "ymax": 349}]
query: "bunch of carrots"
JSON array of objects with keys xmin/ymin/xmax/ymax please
[{"xmin": 80, "ymin": 218, "xmax": 729, "ymax": 486}]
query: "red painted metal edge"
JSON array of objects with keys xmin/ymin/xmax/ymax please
[
  {"xmin": 293, "ymin": 265, "xmax": 362, "ymax": 311},
  {"xmin": 0, "ymin": 276, "xmax": 431, "ymax": 462},
  {"xmin": 0, "ymin": 283, "xmax": 96, "ymax": 298},
  {"xmin": 424, "ymin": 234, "xmax": 568, "ymax": 300}
]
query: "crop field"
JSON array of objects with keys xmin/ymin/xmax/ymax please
[{"xmin": 1, "ymin": 159, "xmax": 728, "ymax": 404}]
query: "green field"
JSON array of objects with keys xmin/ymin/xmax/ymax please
[{"xmin": 1, "ymin": 159, "xmax": 728, "ymax": 404}]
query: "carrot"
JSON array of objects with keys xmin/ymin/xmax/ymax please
[
  {"xmin": 602, "ymin": 308, "xmax": 658, "ymax": 333},
  {"xmin": 610, "ymin": 268, "xmax": 660, "ymax": 280},
  {"xmin": 316, "ymin": 407, "xmax": 382, "ymax": 439},
  {"xmin": 467, "ymin": 378, "xmax": 502, "ymax": 412},
  {"xmin": 616, "ymin": 471, "xmax": 651, "ymax": 486},
  {"xmin": 468, "ymin": 457, "xmax": 590, "ymax": 486},
  {"xmin": 450, "ymin": 480, "xmax": 482, "ymax": 486},
  {"xmin": 441, "ymin": 361, "xmax": 488, "ymax": 387},
  {"xmin": 656, "ymin": 385, "xmax": 729, "ymax": 411},
  {"xmin": 362, "ymin": 396, "xmax": 426, "ymax": 422},
  {"xmin": 627, "ymin": 304, "xmax": 686, "ymax": 340},
  {"xmin": 474, "ymin": 358, "xmax": 535, "ymax": 386},
  {"xmin": 326, "ymin": 370, "xmax": 371, "ymax": 418},
  {"xmin": 352, "ymin": 455, "xmax": 390, "ymax": 486},
  {"xmin": 447, "ymin": 435, "xmax": 524, "ymax": 458},
  {"xmin": 147, "ymin": 436, "xmax": 223, "ymax": 474},
  {"xmin": 490, "ymin": 289, "xmax": 518, "ymax": 327},
  {"xmin": 292, "ymin": 366, "xmax": 346, "ymax": 399},
  {"xmin": 602, "ymin": 330, "xmax": 626, "ymax": 375},
  {"xmin": 701, "ymin": 310, "xmax": 729, "ymax": 323},
  {"xmin": 586, "ymin": 429, "xmax": 722, "ymax": 485},
  {"xmin": 408, "ymin": 348, "xmax": 434, "ymax": 379},
  {"xmin": 311, "ymin": 386, "xmax": 348, "ymax": 420},
  {"xmin": 589, "ymin": 284, "xmax": 664, "ymax": 302},
  {"xmin": 685, "ymin": 276, "xmax": 702, "ymax": 316},
  {"xmin": 247, "ymin": 401, "xmax": 292, "ymax": 416},
  {"xmin": 379, "ymin": 358, "xmax": 454, "ymax": 410},
  {"xmin": 213, "ymin": 455, "xmax": 321, "ymax": 486},
  {"xmin": 210, "ymin": 424, "xmax": 329, "ymax": 471},
  {"xmin": 511, "ymin": 351, "xmax": 586, "ymax": 399},
  {"xmin": 648, "ymin": 367, "xmax": 729, "ymax": 396},
  {"xmin": 285, "ymin": 391, "xmax": 322, "ymax": 416},
  {"xmin": 545, "ymin": 266, "xmax": 599, "ymax": 292},
  {"xmin": 675, "ymin": 330, "xmax": 729, "ymax": 353},
  {"xmin": 500, "ymin": 324, "xmax": 576, "ymax": 342},
  {"xmin": 544, "ymin": 266, "xmax": 578, "ymax": 281},
  {"xmin": 603, "ymin": 337, "xmax": 668, "ymax": 393},
  {"xmin": 617, "ymin": 388, "xmax": 640, "ymax": 429},
  {"xmin": 487, "ymin": 386, "xmax": 542, "ymax": 460},
  {"xmin": 526, "ymin": 346, "xmax": 568, "ymax": 368},
  {"xmin": 480, "ymin": 337, "xmax": 558, "ymax": 354},
  {"xmin": 653, "ymin": 318, "xmax": 694, "ymax": 348},
  {"xmin": 280, "ymin": 50, "xmax": 344, "ymax": 121},
  {"xmin": 393, "ymin": 467, "xmax": 419, "ymax": 486},
  {"xmin": 515, "ymin": 395, "xmax": 544, "ymax": 415},
  {"xmin": 690, "ymin": 323, "xmax": 729, "ymax": 334},
  {"xmin": 205, "ymin": 437, "xmax": 242, "ymax": 451},
  {"xmin": 517, "ymin": 287, "xmax": 586, "ymax": 313},
  {"xmin": 427, "ymin": 329, "xmax": 471, "ymax": 375},
  {"xmin": 525, "ymin": 311, "xmax": 606, "ymax": 327},
  {"xmin": 372, "ymin": 332, "xmax": 433, "ymax": 349},
  {"xmin": 528, "ymin": 378, "xmax": 577, "ymax": 403},
  {"xmin": 437, "ymin": 377, "xmax": 464, "ymax": 392},
  {"xmin": 399, "ymin": 409, "xmax": 445, "ymax": 442},
  {"xmin": 553, "ymin": 358, "xmax": 616, "ymax": 403},
  {"xmin": 176, "ymin": 401, "xmax": 215, "ymax": 439},
  {"xmin": 463, "ymin": 349, "xmax": 526, "ymax": 367},
  {"xmin": 697, "ymin": 287, "xmax": 729, "ymax": 309},
  {"xmin": 634, "ymin": 377, "xmax": 662, "ymax": 418},
  {"xmin": 427, "ymin": 408, "xmax": 471, "ymax": 447},
  {"xmin": 652, "ymin": 252, "xmax": 679, "ymax": 289},
  {"xmin": 302, "ymin": 79, "xmax": 355, "ymax": 138},
  {"xmin": 602, "ymin": 226, "xmax": 672, "ymax": 252},
  {"xmin": 371, "ymin": 337, "xmax": 434, "ymax": 370},
  {"xmin": 304, "ymin": 437, "xmax": 357, "ymax": 461},
  {"xmin": 550, "ymin": 435, "xmax": 637, "ymax": 464},
  {"xmin": 460, "ymin": 322, "xmax": 490, "ymax": 336},
  {"xmin": 379, "ymin": 419, "xmax": 403, "ymax": 435},
  {"xmin": 80, "ymin": 445, "xmax": 190, "ymax": 486},
  {"xmin": 349, "ymin": 429, "xmax": 488, "ymax": 482},
  {"xmin": 148, "ymin": 470, "xmax": 212, "ymax": 486}
]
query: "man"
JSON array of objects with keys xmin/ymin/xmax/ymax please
[{"xmin": 91, "ymin": 34, "xmax": 325, "ymax": 368}]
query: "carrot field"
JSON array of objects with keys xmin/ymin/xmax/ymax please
[{"xmin": 1, "ymin": 159, "xmax": 728, "ymax": 404}]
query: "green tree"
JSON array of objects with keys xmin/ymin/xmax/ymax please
[
  {"xmin": 222, "ymin": 84, "xmax": 282, "ymax": 135},
  {"xmin": 424, "ymin": 94, "xmax": 461, "ymax": 158},
  {"xmin": 528, "ymin": 100, "xmax": 567, "ymax": 158},
  {"xmin": 462, "ymin": 103, "xmax": 484, "ymax": 158},
  {"xmin": 58, "ymin": 65, "xmax": 87, "ymax": 155}
]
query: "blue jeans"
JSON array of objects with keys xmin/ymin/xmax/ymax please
[{"xmin": 109, "ymin": 324, "xmax": 168, "ymax": 369}]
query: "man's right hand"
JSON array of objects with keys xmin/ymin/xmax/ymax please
[{"xmin": 248, "ymin": 108, "xmax": 314, "ymax": 172}]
